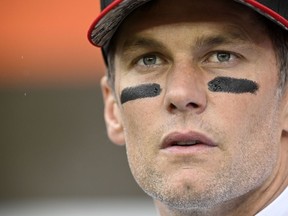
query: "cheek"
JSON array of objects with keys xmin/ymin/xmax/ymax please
[
  {"xmin": 121, "ymin": 100, "xmax": 160, "ymax": 147},
  {"xmin": 120, "ymin": 104, "xmax": 159, "ymax": 183},
  {"xmin": 214, "ymin": 89, "xmax": 281, "ymax": 159},
  {"xmin": 209, "ymin": 91, "xmax": 282, "ymax": 188},
  {"xmin": 120, "ymin": 100, "xmax": 163, "ymax": 167}
]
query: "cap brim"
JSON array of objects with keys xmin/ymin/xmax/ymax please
[
  {"xmin": 235, "ymin": 0, "xmax": 288, "ymax": 31},
  {"xmin": 88, "ymin": 0, "xmax": 152, "ymax": 47}
]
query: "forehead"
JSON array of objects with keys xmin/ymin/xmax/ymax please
[{"xmin": 111, "ymin": 0, "xmax": 267, "ymax": 48}]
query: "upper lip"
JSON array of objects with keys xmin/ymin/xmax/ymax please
[{"xmin": 161, "ymin": 131, "xmax": 217, "ymax": 149}]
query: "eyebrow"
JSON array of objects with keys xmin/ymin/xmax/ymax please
[
  {"xmin": 120, "ymin": 27, "xmax": 252, "ymax": 57},
  {"xmin": 122, "ymin": 37, "xmax": 168, "ymax": 54},
  {"xmin": 194, "ymin": 29, "xmax": 251, "ymax": 50}
]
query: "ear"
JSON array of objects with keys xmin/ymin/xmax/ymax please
[{"xmin": 101, "ymin": 76, "xmax": 125, "ymax": 146}]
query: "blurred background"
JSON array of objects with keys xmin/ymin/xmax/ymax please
[{"xmin": 0, "ymin": 0, "xmax": 156, "ymax": 215}]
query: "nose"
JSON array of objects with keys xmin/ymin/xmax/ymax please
[{"xmin": 164, "ymin": 64, "xmax": 207, "ymax": 114}]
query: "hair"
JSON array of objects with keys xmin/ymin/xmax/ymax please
[
  {"xmin": 267, "ymin": 22, "xmax": 288, "ymax": 92},
  {"xmin": 106, "ymin": 44, "xmax": 116, "ymax": 88},
  {"xmin": 105, "ymin": 17, "xmax": 288, "ymax": 93}
]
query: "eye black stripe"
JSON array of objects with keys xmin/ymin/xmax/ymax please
[
  {"xmin": 120, "ymin": 83, "xmax": 162, "ymax": 104},
  {"xmin": 208, "ymin": 77, "xmax": 259, "ymax": 94}
]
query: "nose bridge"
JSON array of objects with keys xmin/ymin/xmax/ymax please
[
  {"xmin": 164, "ymin": 61, "xmax": 207, "ymax": 114},
  {"xmin": 170, "ymin": 62, "xmax": 199, "ymax": 87}
]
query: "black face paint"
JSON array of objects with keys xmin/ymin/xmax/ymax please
[
  {"xmin": 208, "ymin": 76, "xmax": 259, "ymax": 94},
  {"xmin": 120, "ymin": 83, "xmax": 162, "ymax": 104}
]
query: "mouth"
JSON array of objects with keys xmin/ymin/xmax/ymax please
[
  {"xmin": 171, "ymin": 140, "xmax": 202, "ymax": 147},
  {"xmin": 161, "ymin": 131, "xmax": 217, "ymax": 154}
]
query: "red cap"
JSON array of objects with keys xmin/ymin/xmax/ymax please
[{"xmin": 88, "ymin": 0, "xmax": 288, "ymax": 61}]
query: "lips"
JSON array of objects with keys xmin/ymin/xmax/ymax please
[
  {"xmin": 173, "ymin": 140, "xmax": 202, "ymax": 146},
  {"xmin": 161, "ymin": 131, "xmax": 217, "ymax": 152}
]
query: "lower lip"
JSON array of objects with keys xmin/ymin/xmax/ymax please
[{"xmin": 162, "ymin": 144, "xmax": 216, "ymax": 155}]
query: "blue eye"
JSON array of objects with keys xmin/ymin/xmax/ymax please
[
  {"xmin": 216, "ymin": 53, "xmax": 231, "ymax": 62},
  {"xmin": 137, "ymin": 54, "xmax": 163, "ymax": 66},
  {"xmin": 207, "ymin": 52, "xmax": 236, "ymax": 63},
  {"xmin": 143, "ymin": 55, "xmax": 157, "ymax": 65}
]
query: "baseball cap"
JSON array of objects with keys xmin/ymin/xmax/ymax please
[{"xmin": 88, "ymin": 0, "xmax": 288, "ymax": 62}]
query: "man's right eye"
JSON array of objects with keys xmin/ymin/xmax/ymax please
[{"xmin": 137, "ymin": 54, "xmax": 163, "ymax": 66}]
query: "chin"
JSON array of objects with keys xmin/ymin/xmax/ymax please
[{"xmin": 140, "ymin": 173, "xmax": 251, "ymax": 212}]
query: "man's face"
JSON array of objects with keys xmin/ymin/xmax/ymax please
[{"xmin": 102, "ymin": 0, "xmax": 288, "ymax": 210}]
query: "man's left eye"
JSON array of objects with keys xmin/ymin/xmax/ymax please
[{"xmin": 206, "ymin": 52, "xmax": 236, "ymax": 63}]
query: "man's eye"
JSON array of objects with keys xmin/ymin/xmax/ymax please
[
  {"xmin": 206, "ymin": 52, "xmax": 236, "ymax": 63},
  {"xmin": 137, "ymin": 55, "xmax": 162, "ymax": 66}
]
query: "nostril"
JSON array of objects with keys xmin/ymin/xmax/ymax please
[
  {"xmin": 187, "ymin": 102, "xmax": 199, "ymax": 109},
  {"xmin": 168, "ymin": 102, "xmax": 200, "ymax": 111},
  {"xmin": 169, "ymin": 103, "xmax": 177, "ymax": 110}
]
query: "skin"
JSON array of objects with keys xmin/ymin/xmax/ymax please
[{"xmin": 101, "ymin": 0, "xmax": 288, "ymax": 215}]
